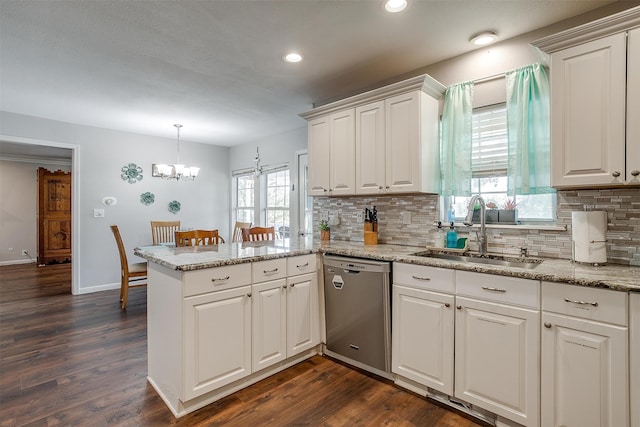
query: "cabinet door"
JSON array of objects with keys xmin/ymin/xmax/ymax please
[
  {"xmin": 541, "ymin": 312, "xmax": 629, "ymax": 427},
  {"xmin": 183, "ymin": 285, "xmax": 251, "ymax": 401},
  {"xmin": 330, "ymin": 109, "xmax": 355, "ymax": 195},
  {"xmin": 385, "ymin": 91, "xmax": 421, "ymax": 193},
  {"xmin": 252, "ymin": 279, "xmax": 287, "ymax": 372},
  {"xmin": 455, "ymin": 297, "xmax": 539, "ymax": 427},
  {"xmin": 550, "ymin": 32, "xmax": 626, "ymax": 187},
  {"xmin": 392, "ymin": 285, "xmax": 454, "ymax": 395},
  {"xmin": 308, "ymin": 116, "xmax": 331, "ymax": 195},
  {"xmin": 287, "ymin": 272, "xmax": 319, "ymax": 356},
  {"xmin": 627, "ymin": 28, "xmax": 640, "ymax": 184},
  {"xmin": 355, "ymin": 100, "xmax": 386, "ymax": 194},
  {"xmin": 630, "ymin": 293, "xmax": 640, "ymax": 427}
]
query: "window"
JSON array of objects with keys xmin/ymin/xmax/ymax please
[
  {"xmin": 265, "ymin": 170, "xmax": 290, "ymax": 237},
  {"xmin": 446, "ymin": 104, "xmax": 555, "ymax": 222},
  {"xmin": 236, "ymin": 175, "xmax": 255, "ymax": 224},
  {"xmin": 233, "ymin": 168, "xmax": 291, "ymax": 237}
]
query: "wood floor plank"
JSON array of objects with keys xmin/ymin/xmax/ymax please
[{"xmin": 0, "ymin": 263, "xmax": 487, "ymax": 427}]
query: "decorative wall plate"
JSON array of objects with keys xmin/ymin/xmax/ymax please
[
  {"xmin": 168, "ymin": 200, "xmax": 181, "ymax": 214},
  {"xmin": 140, "ymin": 192, "xmax": 155, "ymax": 206},
  {"xmin": 121, "ymin": 163, "xmax": 143, "ymax": 184}
]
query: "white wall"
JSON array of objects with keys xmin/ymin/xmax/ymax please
[
  {"xmin": 0, "ymin": 159, "xmax": 71, "ymax": 264},
  {"xmin": 0, "ymin": 111, "xmax": 230, "ymax": 293}
]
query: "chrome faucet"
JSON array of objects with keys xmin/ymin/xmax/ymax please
[{"xmin": 464, "ymin": 195, "xmax": 487, "ymax": 254}]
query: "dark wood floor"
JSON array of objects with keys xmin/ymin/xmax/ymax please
[{"xmin": 0, "ymin": 263, "xmax": 486, "ymax": 427}]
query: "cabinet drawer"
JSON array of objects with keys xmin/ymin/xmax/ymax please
[
  {"xmin": 393, "ymin": 262, "xmax": 455, "ymax": 293},
  {"xmin": 184, "ymin": 263, "xmax": 252, "ymax": 297},
  {"xmin": 456, "ymin": 271, "xmax": 540, "ymax": 309},
  {"xmin": 252, "ymin": 258, "xmax": 287, "ymax": 283},
  {"xmin": 287, "ymin": 254, "xmax": 317, "ymax": 276},
  {"xmin": 542, "ymin": 281, "xmax": 628, "ymax": 326}
]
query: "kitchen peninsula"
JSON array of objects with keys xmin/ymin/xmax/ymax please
[{"xmin": 135, "ymin": 238, "xmax": 640, "ymax": 424}]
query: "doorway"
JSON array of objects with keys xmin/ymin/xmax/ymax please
[{"xmin": 0, "ymin": 135, "xmax": 79, "ymax": 294}]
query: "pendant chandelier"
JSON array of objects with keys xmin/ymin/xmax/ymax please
[{"xmin": 153, "ymin": 124, "xmax": 200, "ymax": 181}]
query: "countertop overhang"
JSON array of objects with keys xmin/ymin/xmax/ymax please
[{"xmin": 134, "ymin": 238, "xmax": 640, "ymax": 292}]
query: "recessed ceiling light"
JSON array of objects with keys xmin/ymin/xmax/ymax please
[
  {"xmin": 470, "ymin": 31, "xmax": 498, "ymax": 46},
  {"xmin": 384, "ymin": 0, "xmax": 407, "ymax": 13},
  {"xmin": 283, "ymin": 52, "xmax": 303, "ymax": 63}
]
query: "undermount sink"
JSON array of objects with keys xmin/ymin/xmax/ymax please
[{"xmin": 412, "ymin": 250, "xmax": 543, "ymax": 270}]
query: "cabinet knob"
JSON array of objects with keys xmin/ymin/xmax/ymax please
[
  {"xmin": 385, "ymin": 185, "xmax": 390, "ymax": 190},
  {"xmin": 456, "ymin": 305, "xmax": 462, "ymax": 310},
  {"xmin": 444, "ymin": 303, "xmax": 451, "ymax": 308},
  {"xmin": 290, "ymin": 283, "xmax": 296, "ymax": 288},
  {"xmin": 612, "ymin": 171, "xmax": 621, "ymax": 178},
  {"xmin": 247, "ymin": 293, "xmax": 252, "ymax": 298},
  {"xmin": 323, "ymin": 188, "xmax": 327, "ymax": 193},
  {"xmin": 379, "ymin": 185, "xmax": 383, "ymax": 190},
  {"xmin": 631, "ymin": 170, "xmax": 640, "ymax": 177},
  {"xmin": 544, "ymin": 322, "xmax": 552, "ymax": 329},
  {"xmin": 282, "ymin": 285, "xmax": 287, "ymax": 289}
]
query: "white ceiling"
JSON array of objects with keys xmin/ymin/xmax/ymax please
[{"xmin": 0, "ymin": 0, "xmax": 630, "ymax": 147}]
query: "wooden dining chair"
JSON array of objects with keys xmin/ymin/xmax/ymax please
[
  {"xmin": 110, "ymin": 225, "xmax": 147, "ymax": 310},
  {"xmin": 242, "ymin": 226, "xmax": 276, "ymax": 242},
  {"xmin": 175, "ymin": 229, "xmax": 225, "ymax": 247},
  {"xmin": 232, "ymin": 221, "xmax": 252, "ymax": 243},
  {"xmin": 150, "ymin": 220, "xmax": 181, "ymax": 245}
]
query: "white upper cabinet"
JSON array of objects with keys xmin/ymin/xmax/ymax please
[
  {"xmin": 550, "ymin": 33, "xmax": 626, "ymax": 187},
  {"xmin": 302, "ymin": 74, "xmax": 445, "ymax": 196},
  {"xmin": 307, "ymin": 109, "xmax": 355, "ymax": 196},
  {"xmin": 533, "ymin": 8, "xmax": 640, "ymax": 188},
  {"xmin": 627, "ymin": 27, "xmax": 640, "ymax": 184}
]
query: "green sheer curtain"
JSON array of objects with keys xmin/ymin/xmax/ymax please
[
  {"xmin": 506, "ymin": 64, "xmax": 555, "ymax": 195},
  {"xmin": 440, "ymin": 81, "xmax": 474, "ymax": 196}
]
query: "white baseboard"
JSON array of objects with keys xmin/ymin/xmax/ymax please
[
  {"xmin": 76, "ymin": 282, "xmax": 121, "ymax": 294},
  {"xmin": 0, "ymin": 259, "xmax": 36, "ymax": 266}
]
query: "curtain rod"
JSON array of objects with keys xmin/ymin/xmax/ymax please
[{"xmin": 474, "ymin": 72, "xmax": 506, "ymax": 84}]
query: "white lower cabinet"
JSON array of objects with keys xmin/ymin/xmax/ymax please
[
  {"xmin": 287, "ymin": 271, "xmax": 319, "ymax": 356},
  {"xmin": 541, "ymin": 281, "xmax": 629, "ymax": 427},
  {"xmin": 252, "ymin": 278, "xmax": 287, "ymax": 372},
  {"xmin": 183, "ymin": 285, "xmax": 252, "ymax": 401},
  {"xmin": 630, "ymin": 293, "xmax": 640, "ymax": 427},
  {"xmin": 392, "ymin": 284, "xmax": 454, "ymax": 395}
]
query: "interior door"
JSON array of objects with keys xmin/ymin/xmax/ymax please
[{"xmin": 38, "ymin": 168, "xmax": 71, "ymax": 264}]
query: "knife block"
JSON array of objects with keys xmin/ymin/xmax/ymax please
[{"xmin": 364, "ymin": 222, "xmax": 378, "ymax": 245}]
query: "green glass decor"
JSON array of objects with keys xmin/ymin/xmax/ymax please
[
  {"xmin": 121, "ymin": 163, "xmax": 143, "ymax": 184},
  {"xmin": 140, "ymin": 192, "xmax": 155, "ymax": 206},
  {"xmin": 168, "ymin": 200, "xmax": 181, "ymax": 214}
]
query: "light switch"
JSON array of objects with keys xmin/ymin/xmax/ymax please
[
  {"xmin": 402, "ymin": 211, "xmax": 411, "ymax": 225},
  {"xmin": 94, "ymin": 208, "xmax": 105, "ymax": 218}
]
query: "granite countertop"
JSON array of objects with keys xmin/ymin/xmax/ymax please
[{"xmin": 134, "ymin": 238, "xmax": 640, "ymax": 292}]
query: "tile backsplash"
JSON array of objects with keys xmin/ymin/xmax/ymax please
[{"xmin": 312, "ymin": 188, "xmax": 640, "ymax": 266}]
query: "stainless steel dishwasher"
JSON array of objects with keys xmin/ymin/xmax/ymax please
[{"xmin": 323, "ymin": 255, "xmax": 392, "ymax": 379}]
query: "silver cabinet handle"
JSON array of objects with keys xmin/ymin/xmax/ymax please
[
  {"xmin": 612, "ymin": 171, "xmax": 621, "ymax": 178},
  {"xmin": 482, "ymin": 286, "xmax": 506, "ymax": 293},
  {"xmin": 412, "ymin": 275, "xmax": 431, "ymax": 281},
  {"xmin": 263, "ymin": 268, "xmax": 279, "ymax": 274},
  {"xmin": 211, "ymin": 276, "xmax": 230, "ymax": 282},
  {"xmin": 631, "ymin": 170, "xmax": 640, "ymax": 177},
  {"xmin": 564, "ymin": 297, "xmax": 598, "ymax": 307},
  {"xmin": 296, "ymin": 262, "xmax": 309, "ymax": 268},
  {"xmin": 544, "ymin": 322, "xmax": 552, "ymax": 329}
]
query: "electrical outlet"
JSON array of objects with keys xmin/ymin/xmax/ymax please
[
  {"xmin": 329, "ymin": 213, "xmax": 340, "ymax": 226},
  {"xmin": 8, "ymin": 248, "xmax": 13, "ymax": 252},
  {"xmin": 93, "ymin": 208, "xmax": 105, "ymax": 218},
  {"xmin": 356, "ymin": 211, "xmax": 364, "ymax": 223},
  {"xmin": 320, "ymin": 210, "xmax": 329, "ymax": 222},
  {"xmin": 402, "ymin": 211, "xmax": 411, "ymax": 225},
  {"xmin": 22, "ymin": 250, "xmax": 28, "ymax": 256}
]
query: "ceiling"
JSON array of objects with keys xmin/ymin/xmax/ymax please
[{"xmin": 0, "ymin": 0, "xmax": 630, "ymax": 147}]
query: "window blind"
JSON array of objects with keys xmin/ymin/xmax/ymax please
[{"xmin": 472, "ymin": 104, "xmax": 508, "ymax": 178}]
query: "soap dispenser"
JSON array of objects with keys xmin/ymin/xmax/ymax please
[
  {"xmin": 446, "ymin": 222, "xmax": 458, "ymax": 248},
  {"xmin": 434, "ymin": 221, "xmax": 445, "ymax": 248}
]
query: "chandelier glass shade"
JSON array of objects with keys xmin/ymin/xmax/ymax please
[{"xmin": 153, "ymin": 124, "xmax": 200, "ymax": 181}]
